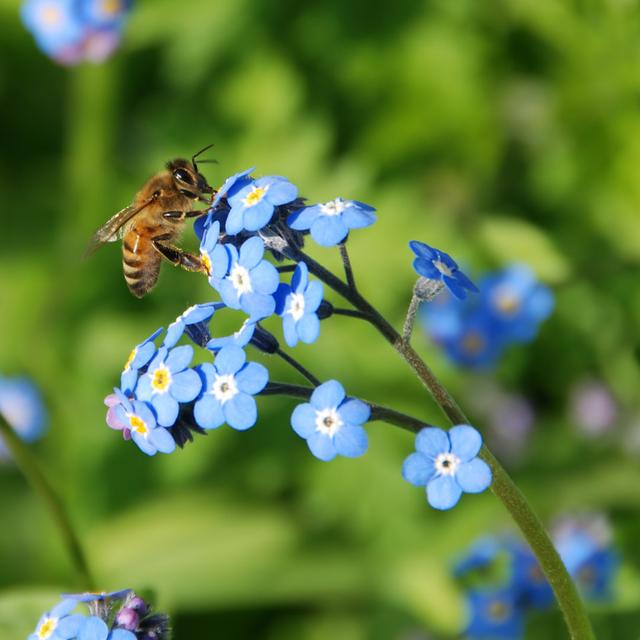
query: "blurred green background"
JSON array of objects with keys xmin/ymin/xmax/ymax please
[{"xmin": 2, "ymin": 0, "xmax": 640, "ymax": 637}]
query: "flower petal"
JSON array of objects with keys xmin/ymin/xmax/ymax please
[
  {"xmin": 456, "ymin": 458, "xmax": 492, "ymax": 493},
  {"xmin": 402, "ymin": 452, "xmax": 435, "ymax": 486},
  {"xmin": 341, "ymin": 206, "xmax": 376, "ymax": 229},
  {"xmin": 132, "ymin": 432, "xmax": 157, "ymax": 455},
  {"xmin": 239, "ymin": 236, "xmax": 264, "ymax": 269},
  {"xmin": 194, "ymin": 395, "xmax": 225, "ymax": 430},
  {"xmin": 415, "ymin": 427, "xmax": 450, "ymax": 458},
  {"xmin": 296, "ymin": 313, "xmax": 320, "ymax": 344},
  {"xmin": 310, "ymin": 215, "xmax": 348, "ymax": 246},
  {"xmin": 225, "ymin": 205, "xmax": 245, "ymax": 235},
  {"xmin": 250, "ymin": 260, "xmax": 279, "ymax": 295},
  {"xmin": 214, "ymin": 345, "xmax": 246, "ymax": 375},
  {"xmin": 170, "ymin": 369, "xmax": 202, "ymax": 402},
  {"xmin": 223, "ymin": 392, "xmax": 257, "ymax": 430},
  {"xmin": 149, "ymin": 427, "xmax": 176, "ymax": 454},
  {"xmin": 306, "ymin": 431, "xmax": 337, "ymax": 461},
  {"xmin": 56, "ymin": 614, "xmax": 84, "ymax": 639},
  {"xmin": 165, "ymin": 345, "xmax": 194, "ymax": 373},
  {"xmin": 291, "ymin": 403, "xmax": 317, "ymax": 438},
  {"xmin": 243, "ymin": 200, "xmax": 274, "ymax": 231},
  {"xmin": 409, "ymin": 241, "xmax": 437, "ymax": 260},
  {"xmin": 263, "ymin": 177, "xmax": 297, "ymax": 205},
  {"xmin": 291, "ymin": 261, "xmax": 308, "ymax": 291},
  {"xmin": 427, "ymin": 475, "xmax": 463, "ymax": 510},
  {"xmin": 152, "ymin": 393, "xmax": 179, "ymax": 427},
  {"xmin": 339, "ymin": 398, "xmax": 370, "ymax": 425},
  {"xmin": 449, "ymin": 425, "xmax": 482, "ymax": 462},
  {"xmin": 310, "ymin": 380, "xmax": 345, "ymax": 410},
  {"xmin": 287, "ymin": 204, "xmax": 320, "ymax": 230},
  {"xmin": 78, "ymin": 615, "xmax": 109, "ymax": 640},
  {"xmin": 241, "ymin": 292, "xmax": 276, "ymax": 320},
  {"xmin": 282, "ymin": 314, "xmax": 298, "ymax": 347},
  {"xmin": 236, "ymin": 362, "xmax": 269, "ymax": 395},
  {"xmin": 304, "ymin": 280, "xmax": 324, "ymax": 312},
  {"xmin": 413, "ymin": 257, "xmax": 440, "ymax": 280},
  {"xmin": 334, "ymin": 424, "xmax": 368, "ymax": 457}
]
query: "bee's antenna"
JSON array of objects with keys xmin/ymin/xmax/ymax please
[
  {"xmin": 192, "ymin": 143, "xmax": 215, "ymax": 171},
  {"xmin": 195, "ymin": 159, "xmax": 219, "ymax": 165}
]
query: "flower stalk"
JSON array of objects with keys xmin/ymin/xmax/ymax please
[{"xmin": 0, "ymin": 414, "xmax": 94, "ymax": 589}]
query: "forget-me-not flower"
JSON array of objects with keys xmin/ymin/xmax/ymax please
[
  {"xmin": 21, "ymin": 0, "xmax": 83, "ymax": 54},
  {"xmin": 464, "ymin": 587, "xmax": 525, "ymax": 640},
  {"xmin": 290, "ymin": 380, "xmax": 370, "ymax": 461},
  {"xmin": 274, "ymin": 262, "xmax": 324, "ymax": 347},
  {"xmin": 287, "ymin": 197, "xmax": 376, "ymax": 247},
  {"xmin": 28, "ymin": 597, "xmax": 83, "ymax": 640},
  {"xmin": 226, "ymin": 175, "xmax": 298, "ymax": 235},
  {"xmin": 402, "ymin": 425, "xmax": 492, "ymax": 510},
  {"xmin": 135, "ymin": 345, "xmax": 201, "ymax": 427},
  {"xmin": 0, "ymin": 377, "xmax": 47, "ymax": 453},
  {"xmin": 210, "ymin": 236, "xmax": 279, "ymax": 320},
  {"xmin": 120, "ymin": 327, "xmax": 162, "ymax": 393},
  {"xmin": 410, "ymin": 241, "xmax": 478, "ymax": 300},
  {"xmin": 194, "ymin": 346, "xmax": 268, "ymax": 431},
  {"xmin": 111, "ymin": 389, "xmax": 175, "ymax": 455}
]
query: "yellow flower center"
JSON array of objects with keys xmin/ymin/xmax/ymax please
[
  {"xmin": 151, "ymin": 365, "xmax": 171, "ymax": 392},
  {"xmin": 129, "ymin": 415, "xmax": 148, "ymax": 435},
  {"xmin": 243, "ymin": 186, "xmax": 267, "ymax": 207},
  {"xmin": 101, "ymin": 0, "xmax": 122, "ymax": 14},
  {"xmin": 123, "ymin": 348, "xmax": 137, "ymax": 372},
  {"xmin": 487, "ymin": 599, "xmax": 509, "ymax": 621},
  {"xmin": 38, "ymin": 617, "xmax": 57, "ymax": 639},
  {"xmin": 40, "ymin": 5, "xmax": 61, "ymax": 27},
  {"xmin": 200, "ymin": 251, "xmax": 212, "ymax": 276},
  {"xmin": 495, "ymin": 289, "xmax": 520, "ymax": 315}
]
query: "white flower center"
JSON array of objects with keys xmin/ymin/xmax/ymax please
[
  {"xmin": 434, "ymin": 452, "xmax": 460, "ymax": 476},
  {"xmin": 319, "ymin": 198, "xmax": 350, "ymax": 217},
  {"xmin": 433, "ymin": 260, "xmax": 453, "ymax": 277},
  {"xmin": 287, "ymin": 292, "xmax": 305, "ymax": 322},
  {"xmin": 315, "ymin": 408, "xmax": 343, "ymax": 436},
  {"xmin": 212, "ymin": 374, "xmax": 238, "ymax": 404},
  {"xmin": 242, "ymin": 185, "xmax": 269, "ymax": 208},
  {"xmin": 150, "ymin": 364, "xmax": 172, "ymax": 393},
  {"xmin": 229, "ymin": 264, "xmax": 253, "ymax": 295},
  {"xmin": 37, "ymin": 617, "xmax": 58, "ymax": 639}
]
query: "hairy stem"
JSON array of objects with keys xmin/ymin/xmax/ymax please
[
  {"xmin": 288, "ymin": 246, "xmax": 594, "ymax": 640},
  {"xmin": 402, "ymin": 293, "xmax": 420, "ymax": 343},
  {"xmin": 0, "ymin": 415, "xmax": 94, "ymax": 589},
  {"xmin": 262, "ymin": 382, "xmax": 428, "ymax": 433}
]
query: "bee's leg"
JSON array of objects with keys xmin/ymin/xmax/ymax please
[
  {"xmin": 152, "ymin": 239, "xmax": 208, "ymax": 274},
  {"xmin": 162, "ymin": 209, "xmax": 210, "ymax": 221},
  {"xmin": 184, "ymin": 208, "xmax": 210, "ymax": 219}
]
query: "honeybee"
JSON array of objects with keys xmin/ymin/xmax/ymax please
[{"xmin": 85, "ymin": 145, "xmax": 216, "ymax": 298}]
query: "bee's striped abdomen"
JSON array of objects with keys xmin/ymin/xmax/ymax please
[{"xmin": 122, "ymin": 231, "xmax": 161, "ymax": 298}]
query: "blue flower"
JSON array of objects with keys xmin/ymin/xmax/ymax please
[
  {"xmin": 211, "ymin": 167, "xmax": 255, "ymax": 210},
  {"xmin": 120, "ymin": 327, "xmax": 162, "ymax": 393},
  {"xmin": 206, "ymin": 317, "xmax": 257, "ymax": 352},
  {"xmin": 21, "ymin": 0, "xmax": 83, "ymax": 54},
  {"xmin": 402, "ymin": 425, "xmax": 492, "ymax": 510},
  {"xmin": 287, "ymin": 197, "xmax": 376, "ymax": 247},
  {"xmin": 453, "ymin": 536, "xmax": 502, "ymax": 578},
  {"xmin": 291, "ymin": 380, "xmax": 370, "ymax": 461},
  {"xmin": 210, "ymin": 236, "xmax": 279, "ymax": 320},
  {"xmin": 509, "ymin": 541, "xmax": 554, "ymax": 609},
  {"xmin": 274, "ymin": 262, "xmax": 324, "ymax": 347},
  {"xmin": 409, "ymin": 241, "xmax": 478, "ymax": 300},
  {"xmin": 0, "ymin": 377, "xmax": 47, "ymax": 451},
  {"xmin": 163, "ymin": 302, "xmax": 222, "ymax": 348},
  {"xmin": 135, "ymin": 345, "xmax": 202, "ymax": 426},
  {"xmin": 78, "ymin": 616, "xmax": 136, "ymax": 640},
  {"xmin": 28, "ymin": 598, "xmax": 84, "ymax": 640},
  {"xmin": 226, "ymin": 175, "xmax": 298, "ymax": 235},
  {"xmin": 480, "ymin": 264, "xmax": 554, "ymax": 343},
  {"xmin": 77, "ymin": 0, "xmax": 132, "ymax": 29},
  {"xmin": 112, "ymin": 390, "xmax": 176, "ymax": 455},
  {"xmin": 464, "ymin": 587, "xmax": 525, "ymax": 640},
  {"xmin": 193, "ymin": 346, "xmax": 268, "ymax": 431}
]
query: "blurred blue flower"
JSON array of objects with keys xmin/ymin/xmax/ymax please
[
  {"xmin": 464, "ymin": 587, "xmax": 524, "ymax": 640},
  {"xmin": 287, "ymin": 197, "xmax": 376, "ymax": 247},
  {"xmin": 78, "ymin": 0, "xmax": 132, "ymax": 29},
  {"xmin": 226, "ymin": 176, "xmax": 298, "ymax": 235},
  {"xmin": 163, "ymin": 302, "xmax": 222, "ymax": 348},
  {"xmin": 135, "ymin": 345, "xmax": 202, "ymax": 427},
  {"xmin": 193, "ymin": 345, "xmax": 268, "ymax": 431},
  {"xmin": 274, "ymin": 262, "xmax": 324, "ymax": 347},
  {"xmin": 509, "ymin": 541, "xmax": 554, "ymax": 609},
  {"xmin": 28, "ymin": 598, "xmax": 83, "ymax": 640},
  {"xmin": 60, "ymin": 589, "xmax": 132, "ymax": 603},
  {"xmin": 0, "ymin": 377, "xmax": 47, "ymax": 458},
  {"xmin": 409, "ymin": 241, "xmax": 478, "ymax": 300},
  {"xmin": 112, "ymin": 389, "xmax": 175, "ymax": 455},
  {"xmin": 480, "ymin": 264, "xmax": 554, "ymax": 342},
  {"xmin": 21, "ymin": 0, "xmax": 83, "ymax": 53},
  {"xmin": 210, "ymin": 236, "xmax": 279, "ymax": 320},
  {"xmin": 291, "ymin": 380, "xmax": 370, "ymax": 461},
  {"xmin": 453, "ymin": 536, "xmax": 502, "ymax": 578},
  {"xmin": 402, "ymin": 425, "xmax": 492, "ymax": 510},
  {"xmin": 120, "ymin": 327, "xmax": 162, "ymax": 393}
]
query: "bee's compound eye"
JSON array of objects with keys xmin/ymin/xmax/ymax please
[{"xmin": 173, "ymin": 169, "xmax": 194, "ymax": 185}]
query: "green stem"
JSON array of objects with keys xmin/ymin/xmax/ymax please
[
  {"xmin": 262, "ymin": 381, "xmax": 429, "ymax": 433},
  {"xmin": 0, "ymin": 416, "xmax": 94, "ymax": 589},
  {"xmin": 290, "ymin": 247, "xmax": 595, "ymax": 640}
]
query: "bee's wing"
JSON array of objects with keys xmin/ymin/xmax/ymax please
[{"xmin": 83, "ymin": 199, "xmax": 154, "ymax": 258}]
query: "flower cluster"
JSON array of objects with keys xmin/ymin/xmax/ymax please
[
  {"xmin": 21, "ymin": 0, "xmax": 132, "ymax": 65},
  {"xmin": 29, "ymin": 590, "xmax": 169, "ymax": 640},
  {"xmin": 454, "ymin": 515, "xmax": 618, "ymax": 639},
  {"xmin": 0, "ymin": 376, "xmax": 47, "ymax": 460},
  {"xmin": 420, "ymin": 264, "xmax": 554, "ymax": 369},
  {"xmin": 402, "ymin": 424, "xmax": 492, "ymax": 510}
]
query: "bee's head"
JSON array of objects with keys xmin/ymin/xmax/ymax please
[{"xmin": 167, "ymin": 158, "xmax": 213, "ymax": 201}]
